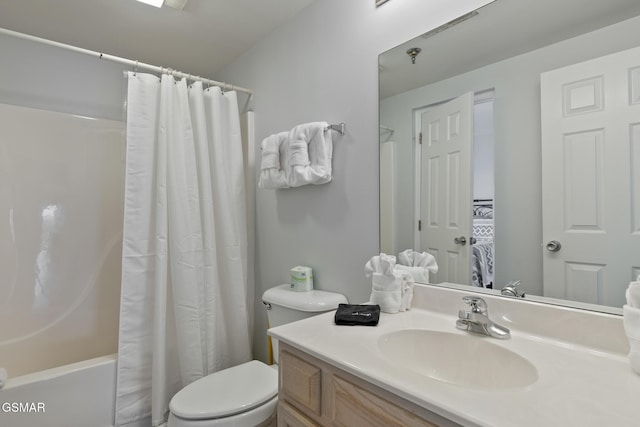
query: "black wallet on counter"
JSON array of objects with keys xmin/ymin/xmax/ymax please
[{"xmin": 334, "ymin": 304, "xmax": 381, "ymax": 326}]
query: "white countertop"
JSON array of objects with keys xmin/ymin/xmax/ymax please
[{"xmin": 268, "ymin": 284, "xmax": 640, "ymax": 427}]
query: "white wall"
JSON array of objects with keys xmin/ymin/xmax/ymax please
[
  {"xmin": 216, "ymin": 0, "xmax": 492, "ymax": 362},
  {"xmin": 380, "ymin": 15, "xmax": 640, "ymax": 297}
]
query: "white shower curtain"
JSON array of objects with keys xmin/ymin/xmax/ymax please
[{"xmin": 115, "ymin": 72, "xmax": 252, "ymax": 427}]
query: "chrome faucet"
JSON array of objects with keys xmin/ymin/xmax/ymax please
[
  {"xmin": 456, "ymin": 296, "xmax": 510, "ymax": 339},
  {"xmin": 501, "ymin": 280, "xmax": 525, "ymax": 298}
]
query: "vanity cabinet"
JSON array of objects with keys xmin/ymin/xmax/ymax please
[{"xmin": 278, "ymin": 343, "xmax": 453, "ymax": 427}]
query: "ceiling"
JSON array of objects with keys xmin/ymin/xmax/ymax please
[
  {"xmin": 379, "ymin": 0, "xmax": 640, "ymax": 98},
  {"xmin": 0, "ymin": 0, "xmax": 316, "ymax": 79}
]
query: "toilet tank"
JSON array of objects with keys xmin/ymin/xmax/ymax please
[{"xmin": 262, "ymin": 284, "xmax": 347, "ymax": 363}]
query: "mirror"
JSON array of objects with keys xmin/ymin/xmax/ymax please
[{"xmin": 379, "ymin": 0, "xmax": 640, "ymax": 312}]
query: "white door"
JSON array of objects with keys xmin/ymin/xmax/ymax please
[
  {"xmin": 420, "ymin": 92, "xmax": 474, "ymax": 284},
  {"xmin": 541, "ymin": 46, "xmax": 640, "ymax": 307}
]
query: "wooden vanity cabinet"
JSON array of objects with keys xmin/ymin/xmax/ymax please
[{"xmin": 277, "ymin": 342, "xmax": 455, "ymax": 427}]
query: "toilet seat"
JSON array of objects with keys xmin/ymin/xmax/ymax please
[{"xmin": 169, "ymin": 360, "xmax": 278, "ymax": 421}]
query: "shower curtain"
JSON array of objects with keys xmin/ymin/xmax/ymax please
[{"xmin": 115, "ymin": 72, "xmax": 252, "ymax": 427}]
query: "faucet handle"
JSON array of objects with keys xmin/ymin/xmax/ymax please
[{"xmin": 462, "ymin": 296, "xmax": 487, "ymax": 314}]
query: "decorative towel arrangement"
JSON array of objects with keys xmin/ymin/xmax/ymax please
[
  {"xmin": 623, "ymin": 279, "xmax": 640, "ymax": 375},
  {"xmin": 258, "ymin": 131, "xmax": 289, "ymax": 189},
  {"xmin": 258, "ymin": 121, "xmax": 333, "ymax": 189},
  {"xmin": 365, "ymin": 253, "xmax": 414, "ymax": 313},
  {"xmin": 334, "ymin": 304, "xmax": 381, "ymax": 326},
  {"xmin": 395, "ymin": 249, "xmax": 439, "ymax": 283}
]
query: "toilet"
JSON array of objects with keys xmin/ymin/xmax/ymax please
[{"xmin": 167, "ymin": 284, "xmax": 347, "ymax": 427}]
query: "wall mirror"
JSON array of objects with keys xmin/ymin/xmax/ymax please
[{"xmin": 379, "ymin": 0, "xmax": 640, "ymax": 312}]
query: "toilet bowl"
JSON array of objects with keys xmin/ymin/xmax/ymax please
[
  {"xmin": 167, "ymin": 284, "xmax": 347, "ymax": 426},
  {"xmin": 167, "ymin": 360, "xmax": 278, "ymax": 427}
]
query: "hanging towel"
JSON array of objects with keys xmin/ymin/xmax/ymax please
[
  {"xmin": 258, "ymin": 132, "xmax": 289, "ymax": 189},
  {"xmin": 397, "ymin": 249, "xmax": 438, "ymax": 282},
  {"xmin": 288, "ymin": 122, "xmax": 333, "ymax": 187},
  {"xmin": 624, "ymin": 280, "xmax": 640, "ymax": 375}
]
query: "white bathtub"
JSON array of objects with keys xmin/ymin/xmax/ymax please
[{"xmin": 0, "ymin": 354, "xmax": 116, "ymax": 427}]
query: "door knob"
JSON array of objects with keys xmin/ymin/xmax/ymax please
[
  {"xmin": 454, "ymin": 236, "xmax": 467, "ymax": 246},
  {"xmin": 546, "ymin": 240, "xmax": 562, "ymax": 252}
]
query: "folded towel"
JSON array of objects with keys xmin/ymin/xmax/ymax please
[
  {"xmin": 398, "ymin": 249, "xmax": 438, "ymax": 274},
  {"xmin": 335, "ymin": 304, "xmax": 381, "ymax": 326},
  {"xmin": 369, "ymin": 270, "xmax": 414, "ymax": 313},
  {"xmin": 288, "ymin": 122, "xmax": 333, "ymax": 187},
  {"xmin": 371, "ymin": 272, "xmax": 397, "ymax": 292},
  {"xmin": 626, "ymin": 281, "xmax": 640, "ymax": 308},
  {"xmin": 365, "ymin": 253, "xmax": 415, "ymax": 314},
  {"xmin": 365, "ymin": 253, "xmax": 396, "ymax": 278},
  {"xmin": 623, "ymin": 305, "xmax": 640, "ymax": 375},
  {"xmin": 258, "ymin": 132, "xmax": 289, "ymax": 189},
  {"xmin": 370, "ymin": 289, "xmax": 402, "ymax": 314}
]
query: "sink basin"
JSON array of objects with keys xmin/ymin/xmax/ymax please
[{"xmin": 378, "ymin": 329, "xmax": 538, "ymax": 390}]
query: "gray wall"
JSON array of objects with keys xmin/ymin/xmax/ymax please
[
  {"xmin": 216, "ymin": 0, "xmax": 492, "ymax": 362},
  {"xmin": 380, "ymin": 15, "xmax": 640, "ymax": 297}
]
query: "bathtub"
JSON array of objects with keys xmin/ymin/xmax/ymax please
[{"xmin": 0, "ymin": 354, "xmax": 116, "ymax": 427}]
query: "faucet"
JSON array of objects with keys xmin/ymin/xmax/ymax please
[
  {"xmin": 456, "ymin": 296, "xmax": 510, "ymax": 339},
  {"xmin": 501, "ymin": 280, "xmax": 525, "ymax": 298}
]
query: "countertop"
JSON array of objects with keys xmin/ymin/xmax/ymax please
[{"xmin": 268, "ymin": 284, "xmax": 640, "ymax": 427}]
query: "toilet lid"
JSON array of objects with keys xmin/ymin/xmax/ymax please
[{"xmin": 169, "ymin": 360, "xmax": 278, "ymax": 420}]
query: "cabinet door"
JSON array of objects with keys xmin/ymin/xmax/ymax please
[
  {"xmin": 280, "ymin": 350, "xmax": 322, "ymax": 415},
  {"xmin": 277, "ymin": 402, "xmax": 321, "ymax": 427},
  {"xmin": 328, "ymin": 375, "xmax": 438, "ymax": 427}
]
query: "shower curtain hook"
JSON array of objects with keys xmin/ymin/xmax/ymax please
[{"xmin": 134, "ymin": 60, "xmax": 138, "ymax": 76}]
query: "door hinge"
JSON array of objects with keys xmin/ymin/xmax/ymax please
[
  {"xmin": 418, "ymin": 220, "xmax": 422, "ymax": 231},
  {"xmin": 419, "ymin": 132, "xmax": 423, "ymax": 144}
]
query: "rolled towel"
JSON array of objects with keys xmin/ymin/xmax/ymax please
[
  {"xmin": 334, "ymin": 304, "xmax": 381, "ymax": 326},
  {"xmin": 258, "ymin": 132, "xmax": 289, "ymax": 189},
  {"xmin": 0, "ymin": 368, "xmax": 7, "ymax": 389},
  {"xmin": 288, "ymin": 122, "xmax": 333, "ymax": 187},
  {"xmin": 398, "ymin": 249, "xmax": 438, "ymax": 274},
  {"xmin": 370, "ymin": 288, "xmax": 402, "ymax": 314},
  {"xmin": 626, "ymin": 281, "xmax": 640, "ymax": 308},
  {"xmin": 623, "ymin": 305, "xmax": 640, "ymax": 375}
]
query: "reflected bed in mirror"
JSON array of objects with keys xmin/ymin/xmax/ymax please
[{"xmin": 379, "ymin": 0, "xmax": 640, "ymax": 313}]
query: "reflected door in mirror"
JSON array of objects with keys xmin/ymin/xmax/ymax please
[
  {"xmin": 420, "ymin": 92, "xmax": 474, "ymax": 284},
  {"xmin": 541, "ymin": 45, "xmax": 640, "ymax": 307}
]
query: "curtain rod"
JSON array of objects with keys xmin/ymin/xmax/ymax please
[{"xmin": 0, "ymin": 27, "xmax": 253, "ymax": 96}]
